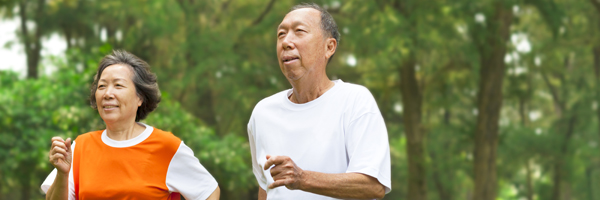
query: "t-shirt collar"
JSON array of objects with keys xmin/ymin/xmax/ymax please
[{"xmin": 101, "ymin": 123, "xmax": 154, "ymax": 148}]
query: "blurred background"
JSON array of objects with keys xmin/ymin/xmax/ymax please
[{"xmin": 0, "ymin": 0, "xmax": 598, "ymax": 199}]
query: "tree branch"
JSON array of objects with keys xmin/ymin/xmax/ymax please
[
  {"xmin": 252, "ymin": 0, "xmax": 275, "ymax": 25},
  {"xmin": 540, "ymin": 69, "xmax": 564, "ymax": 114},
  {"xmin": 589, "ymin": 0, "xmax": 600, "ymax": 14}
]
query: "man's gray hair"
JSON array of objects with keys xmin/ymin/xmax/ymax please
[{"xmin": 291, "ymin": 3, "xmax": 340, "ymax": 63}]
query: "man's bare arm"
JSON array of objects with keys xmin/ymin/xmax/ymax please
[
  {"xmin": 300, "ymin": 171, "xmax": 384, "ymax": 199},
  {"xmin": 264, "ymin": 155, "xmax": 385, "ymax": 199},
  {"xmin": 206, "ymin": 186, "xmax": 220, "ymax": 200},
  {"xmin": 258, "ymin": 187, "xmax": 267, "ymax": 200}
]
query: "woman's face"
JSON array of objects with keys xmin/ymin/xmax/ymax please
[{"xmin": 95, "ymin": 64, "xmax": 142, "ymax": 125}]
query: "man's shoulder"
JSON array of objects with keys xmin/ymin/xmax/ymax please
[
  {"xmin": 334, "ymin": 81, "xmax": 381, "ymax": 115},
  {"xmin": 248, "ymin": 89, "xmax": 289, "ymax": 129},
  {"xmin": 253, "ymin": 89, "xmax": 289, "ymax": 111},
  {"xmin": 336, "ymin": 81, "xmax": 374, "ymax": 99}
]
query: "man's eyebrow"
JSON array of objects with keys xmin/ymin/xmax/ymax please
[{"xmin": 277, "ymin": 21, "xmax": 308, "ymax": 30}]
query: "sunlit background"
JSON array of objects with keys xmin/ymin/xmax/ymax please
[{"xmin": 0, "ymin": 0, "xmax": 598, "ymax": 199}]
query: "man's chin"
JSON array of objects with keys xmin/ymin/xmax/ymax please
[{"xmin": 285, "ymin": 73, "xmax": 305, "ymax": 82}]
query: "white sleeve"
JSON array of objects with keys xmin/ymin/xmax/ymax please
[
  {"xmin": 248, "ymin": 121, "xmax": 267, "ymax": 190},
  {"xmin": 41, "ymin": 141, "xmax": 76, "ymax": 200},
  {"xmin": 166, "ymin": 141, "xmax": 218, "ymax": 200},
  {"xmin": 345, "ymin": 108, "xmax": 392, "ymax": 193}
]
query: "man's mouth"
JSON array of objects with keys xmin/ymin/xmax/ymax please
[{"xmin": 282, "ymin": 56, "xmax": 299, "ymax": 64}]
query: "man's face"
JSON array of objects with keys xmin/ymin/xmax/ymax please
[{"xmin": 277, "ymin": 8, "xmax": 329, "ymax": 81}]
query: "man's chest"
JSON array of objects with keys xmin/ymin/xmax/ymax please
[{"xmin": 254, "ymin": 109, "xmax": 351, "ymax": 172}]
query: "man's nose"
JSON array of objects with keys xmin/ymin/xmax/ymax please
[{"xmin": 281, "ymin": 34, "xmax": 295, "ymax": 50}]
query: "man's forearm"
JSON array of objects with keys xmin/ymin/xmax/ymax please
[
  {"xmin": 46, "ymin": 173, "xmax": 69, "ymax": 200},
  {"xmin": 258, "ymin": 188, "xmax": 267, "ymax": 200},
  {"xmin": 299, "ymin": 171, "xmax": 385, "ymax": 199}
]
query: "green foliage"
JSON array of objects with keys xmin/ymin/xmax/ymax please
[
  {"xmin": 0, "ymin": 50, "xmax": 101, "ymax": 199},
  {"xmin": 1, "ymin": 0, "xmax": 599, "ymax": 199},
  {"xmin": 0, "ymin": 49, "xmax": 253, "ymax": 199},
  {"xmin": 144, "ymin": 97, "xmax": 255, "ymax": 194}
]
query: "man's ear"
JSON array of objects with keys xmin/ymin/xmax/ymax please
[{"xmin": 325, "ymin": 38, "xmax": 337, "ymax": 60}]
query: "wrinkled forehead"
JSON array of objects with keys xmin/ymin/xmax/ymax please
[
  {"xmin": 99, "ymin": 64, "xmax": 134, "ymax": 80},
  {"xmin": 279, "ymin": 8, "xmax": 321, "ymax": 29}
]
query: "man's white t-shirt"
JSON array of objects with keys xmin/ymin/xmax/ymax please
[{"xmin": 248, "ymin": 80, "xmax": 391, "ymax": 199}]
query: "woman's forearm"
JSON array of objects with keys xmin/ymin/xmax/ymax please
[{"xmin": 46, "ymin": 173, "xmax": 69, "ymax": 200}]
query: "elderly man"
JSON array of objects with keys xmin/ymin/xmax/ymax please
[{"xmin": 247, "ymin": 3, "xmax": 391, "ymax": 200}]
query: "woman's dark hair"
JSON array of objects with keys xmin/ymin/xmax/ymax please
[{"xmin": 90, "ymin": 50, "xmax": 161, "ymax": 122}]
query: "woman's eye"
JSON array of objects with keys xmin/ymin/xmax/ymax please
[{"xmin": 98, "ymin": 85, "xmax": 105, "ymax": 88}]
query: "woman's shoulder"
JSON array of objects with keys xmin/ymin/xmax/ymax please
[
  {"xmin": 74, "ymin": 130, "xmax": 104, "ymax": 142},
  {"xmin": 149, "ymin": 127, "xmax": 182, "ymax": 147}
]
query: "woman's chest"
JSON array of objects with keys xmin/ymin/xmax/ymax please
[{"xmin": 76, "ymin": 146, "xmax": 174, "ymax": 199}]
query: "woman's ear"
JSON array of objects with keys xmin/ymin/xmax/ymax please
[{"xmin": 137, "ymin": 96, "xmax": 143, "ymax": 107}]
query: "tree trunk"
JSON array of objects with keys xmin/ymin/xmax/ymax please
[
  {"xmin": 543, "ymin": 53, "xmax": 583, "ymax": 200},
  {"xmin": 526, "ymin": 161, "xmax": 534, "ymax": 200},
  {"xmin": 589, "ymin": 0, "xmax": 600, "ymax": 14},
  {"xmin": 586, "ymin": 166, "xmax": 594, "ymax": 200},
  {"xmin": 431, "ymin": 151, "xmax": 452, "ymax": 200},
  {"xmin": 520, "ymin": 98, "xmax": 534, "ymax": 200},
  {"xmin": 399, "ymin": 53, "xmax": 427, "ymax": 200},
  {"xmin": 392, "ymin": 1, "xmax": 427, "ymax": 198},
  {"xmin": 177, "ymin": 0, "xmax": 219, "ymax": 131},
  {"xmin": 19, "ymin": 173, "xmax": 30, "ymax": 200},
  {"xmin": 552, "ymin": 109, "xmax": 578, "ymax": 200},
  {"xmin": 64, "ymin": 28, "xmax": 73, "ymax": 49},
  {"xmin": 0, "ymin": 174, "xmax": 3, "ymax": 200},
  {"xmin": 594, "ymin": 45, "xmax": 600, "ymax": 140},
  {"xmin": 589, "ymin": 11, "xmax": 600, "ymax": 200},
  {"xmin": 20, "ymin": 185, "xmax": 30, "ymax": 200},
  {"xmin": 552, "ymin": 160, "xmax": 564, "ymax": 200},
  {"xmin": 519, "ymin": 98, "xmax": 528, "ymax": 126},
  {"xmin": 19, "ymin": 0, "xmax": 46, "ymax": 79},
  {"xmin": 473, "ymin": 3, "xmax": 513, "ymax": 200},
  {"xmin": 106, "ymin": 24, "xmax": 118, "ymax": 47},
  {"xmin": 431, "ymin": 94, "xmax": 453, "ymax": 200}
]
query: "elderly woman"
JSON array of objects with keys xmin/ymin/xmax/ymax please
[{"xmin": 41, "ymin": 50, "xmax": 220, "ymax": 200}]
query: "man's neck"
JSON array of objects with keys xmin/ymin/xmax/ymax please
[
  {"xmin": 106, "ymin": 121, "xmax": 145, "ymax": 141},
  {"xmin": 289, "ymin": 75, "xmax": 334, "ymax": 104}
]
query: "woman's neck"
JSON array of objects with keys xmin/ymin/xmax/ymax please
[{"xmin": 106, "ymin": 122, "xmax": 146, "ymax": 141}]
